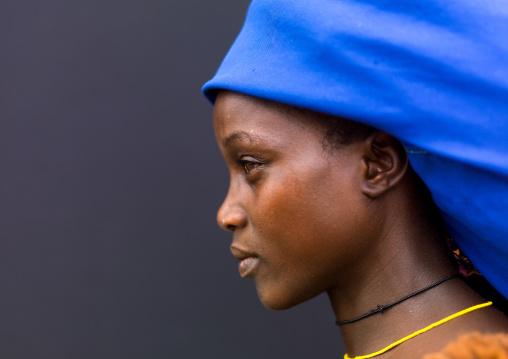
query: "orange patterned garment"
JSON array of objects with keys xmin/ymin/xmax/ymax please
[{"xmin": 423, "ymin": 332, "xmax": 508, "ymax": 359}]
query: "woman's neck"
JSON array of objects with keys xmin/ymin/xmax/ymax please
[
  {"xmin": 328, "ymin": 254, "xmax": 470, "ymax": 357},
  {"xmin": 326, "ymin": 184, "xmax": 489, "ymax": 357}
]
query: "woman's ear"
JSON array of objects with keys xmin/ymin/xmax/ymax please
[{"xmin": 360, "ymin": 131, "xmax": 409, "ymax": 198}]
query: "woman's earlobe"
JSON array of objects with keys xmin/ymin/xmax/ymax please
[{"xmin": 361, "ymin": 132, "xmax": 409, "ymax": 198}]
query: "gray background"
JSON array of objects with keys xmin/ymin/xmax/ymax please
[{"xmin": 0, "ymin": 1, "xmax": 345, "ymax": 358}]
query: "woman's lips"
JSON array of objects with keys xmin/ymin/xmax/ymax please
[
  {"xmin": 238, "ymin": 257, "xmax": 259, "ymax": 278},
  {"xmin": 231, "ymin": 245, "xmax": 259, "ymax": 278}
]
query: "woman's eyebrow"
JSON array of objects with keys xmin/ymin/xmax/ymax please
[{"xmin": 222, "ymin": 131, "xmax": 254, "ymax": 147}]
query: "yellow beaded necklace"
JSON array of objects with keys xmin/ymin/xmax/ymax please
[{"xmin": 344, "ymin": 301, "xmax": 492, "ymax": 359}]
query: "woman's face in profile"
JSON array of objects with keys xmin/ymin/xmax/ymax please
[{"xmin": 214, "ymin": 91, "xmax": 376, "ymax": 310}]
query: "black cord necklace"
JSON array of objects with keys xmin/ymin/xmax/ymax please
[{"xmin": 335, "ymin": 273, "xmax": 459, "ymax": 326}]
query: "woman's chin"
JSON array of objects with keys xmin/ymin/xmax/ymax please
[{"xmin": 256, "ymin": 286, "xmax": 318, "ymax": 311}]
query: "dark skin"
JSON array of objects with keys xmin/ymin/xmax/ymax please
[{"xmin": 214, "ymin": 90, "xmax": 508, "ymax": 358}]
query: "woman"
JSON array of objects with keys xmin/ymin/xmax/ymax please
[{"xmin": 203, "ymin": 1, "xmax": 508, "ymax": 357}]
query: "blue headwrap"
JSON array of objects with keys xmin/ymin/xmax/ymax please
[{"xmin": 203, "ymin": 0, "xmax": 508, "ymax": 299}]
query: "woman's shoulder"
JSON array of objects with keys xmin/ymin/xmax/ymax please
[{"xmin": 423, "ymin": 332, "xmax": 508, "ymax": 359}]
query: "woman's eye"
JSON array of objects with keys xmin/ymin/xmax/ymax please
[
  {"xmin": 239, "ymin": 157, "xmax": 263, "ymax": 175},
  {"xmin": 243, "ymin": 161, "xmax": 258, "ymax": 174}
]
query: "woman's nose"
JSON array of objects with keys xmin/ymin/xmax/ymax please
[{"xmin": 217, "ymin": 193, "xmax": 247, "ymax": 232}]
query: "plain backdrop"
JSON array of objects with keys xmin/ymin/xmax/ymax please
[{"xmin": 0, "ymin": 1, "xmax": 345, "ymax": 358}]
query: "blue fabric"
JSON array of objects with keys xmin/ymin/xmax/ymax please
[{"xmin": 202, "ymin": 0, "xmax": 508, "ymax": 299}]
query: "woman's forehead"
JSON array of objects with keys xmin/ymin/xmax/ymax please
[
  {"xmin": 214, "ymin": 91, "xmax": 328, "ymax": 133},
  {"xmin": 213, "ymin": 92, "xmax": 328, "ymax": 151},
  {"xmin": 215, "ymin": 92, "xmax": 304, "ymax": 129}
]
